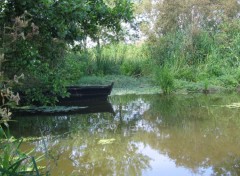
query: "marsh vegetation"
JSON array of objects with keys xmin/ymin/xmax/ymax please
[{"xmin": 1, "ymin": 0, "xmax": 240, "ymax": 175}]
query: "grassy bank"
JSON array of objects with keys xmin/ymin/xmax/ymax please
[
  {"xmin": 77, "ymin": 75, "xmax": 160, "ymax": 95},
  {"xmin": 77, "ymin": 75, "xmax": 236, "ymax": 96},
  {"xmin": 67, "ymin": 20, "xmax": 240, "ymax": 95}
]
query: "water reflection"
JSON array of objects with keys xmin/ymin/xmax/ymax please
[{"xmin": 11, "ymin": 94, "xmax": 240, "ymax": 175}]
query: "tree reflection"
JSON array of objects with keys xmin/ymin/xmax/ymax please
[
  {"xmin": 11, "ymin": 93, "xmax": 240, "ymax": 175},
  {"xmin": 137, "ymin": 93, "xmax": 240, "ymax": 175},
  {"xmin": 21, "ymin": 96, "xmax": 152, "ymax": 175},
  {"xmin": 212, "ymin": 156, "xmax": 240, "ymax": 176},
  {"xmin": 35, "ymin": 126, "xmax": 151, "ymax": 175},
  {"xmin": 65, "ymin": 97, "xmax": 151, "ymax": 175},
  {"xmin": 68, "ymin": 139, "xmax": 151, "ymax": 176}
]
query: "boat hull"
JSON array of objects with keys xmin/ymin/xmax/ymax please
[{"xmin": 59, "ymin": 82, "xmax": 114, "ymax": 102}]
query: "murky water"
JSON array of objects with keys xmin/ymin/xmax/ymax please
[{"xmin": 10, "ymin": 93, "xmax": 240, "ymax": 176}]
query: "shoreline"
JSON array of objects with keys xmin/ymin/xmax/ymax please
[{"xmin": 78, "ymin": 75, "xmax": 239, "ymax": 96}]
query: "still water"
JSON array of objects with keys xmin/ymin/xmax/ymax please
[{"xmin": 11, "ymin": 93, "xmax": 240, "ymax": 176}]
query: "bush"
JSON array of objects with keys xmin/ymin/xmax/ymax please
[
  {"xmin": 175, "ymin": 66, "xmax": 197, "ymax": 82},
  {"xmin": 154, "ymin": 66, "xmax": 175, "ymax": 94},
  {"xmin": 120, "ymin": 60, "xmax": 143, "ymax": 76},
  {"xmin": 0, "ymin": 68, "xmax": 43, "ymax": 175},
  {"xmin": 148, "ymin": 32, "xmax": 184, "ymax": 66},
  {"xmin": 219, "ymin": 75, "xmax": 238, "ymax": 88},
  {"xmin": 63, "ymin": 52, "xmax": 86, "ymax": 83},
  {"xmin": 95, "ymin": 55, "xmax": 122, "ymax": 75},
  {"xmin": 74, "ymin": 43, "xmax": 151, "ymax": 77}
]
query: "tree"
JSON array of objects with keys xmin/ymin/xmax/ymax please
[
  {"xmin": 136, "ymin": 0, "xmax": 240, "ymax": 38},
  {"xmin": 0, "ymin": 0, "xmax": 134, "ymax": 105}
]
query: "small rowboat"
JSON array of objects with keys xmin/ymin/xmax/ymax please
[
  {"xmin": 59, "ymin": 82, "xmax": 114, "ymax": 102},
  {"xmin": 12, "ymin": 83, "xmax": 114, "ymax": 115}
]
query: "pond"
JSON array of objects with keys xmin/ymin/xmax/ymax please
[{"xmin": 10, "ymin": 93, "xmax": 240, "ymax": 176}]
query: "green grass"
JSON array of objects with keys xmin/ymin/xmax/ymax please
[
  {"xmin": 77, "ymin": 75, "xmax": 160, "ymax": 95},
  {"xmin": 75, "ymin": 74, "xmax": 237, "ymax": 96},
  {"xmin": 65, "ymin": 20, "xmax": 240, "ymax": 95},
  {"xmin": 67, "ymin": 43, "xmax": 150, "ymax": 77}
]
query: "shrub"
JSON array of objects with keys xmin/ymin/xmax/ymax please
[
  {"xmin": 0, "ymin": 71, "xmax": 43, "ymax": 176},
  {"xmin": 154, "ymin": 66, "xmax": 175, "ymax": 94},
  {"xmin": 175, "ymin": 66, "xmax": 197, "ymax": 82},
  {"xmin": 219, "ymin": 75, "xmax": 238, "ymax": 88},
  {"xmin": 95, "ymin": 55, "xmax": 122, "ymax": 75},
  {"xmin": 120, "ymin": 60, "xmax": 143, "ymax": 76},
  {"xmin": 63, "ymin": 53, "xmax": 85, "ymax": 83}
]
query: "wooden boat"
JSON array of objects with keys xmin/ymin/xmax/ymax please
[
  {"xmin": 12, "ymin": 83, "xmax": 114, "ymax": 115},
  {"xmin": 59, "ymin": 82, "xmax": 114, "ymax": 102},
  {"xmin": 15, "ymin": 82, "xmax": 114, "ymax": 104}
]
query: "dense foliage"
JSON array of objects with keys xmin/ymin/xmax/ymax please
[
  {"xmin": 0, "ymin": 0, "xmax": 134, "ymax": 104},
  {"xmin": 1, "ymin": 0, "xmax": 240, "ymax": 100},
  {"xmin": 70, "ymin": 19, "xmax": 240, "ymax": 92},
  {"xmin": 133, "ymin": 0, "xmax": 240, "ymax": 93}
]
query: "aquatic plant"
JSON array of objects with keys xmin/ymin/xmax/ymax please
[{"xmin": 0, "ymin": 129, "xmax": 43, "ymax": 176}]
